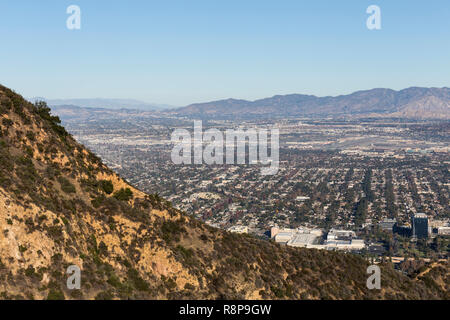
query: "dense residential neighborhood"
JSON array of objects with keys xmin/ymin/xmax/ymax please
[{"xmin": 58, "ymin": 113, "xmax": 449, "ymax": 261}]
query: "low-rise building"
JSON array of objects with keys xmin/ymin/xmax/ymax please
[
  {"xmin": 274, "ymin": 231, "xmax": 295, "ymax": 243},
  {"xmin": 227, "ymin": 225, "xmax": 248, "ymax": 234},
  {"xmin": 437, "ymin": 226, "xmax": 450, "ymax": 236},
  {"xmin": 286, "ymin": 228, "xmax": 323, "ymax": 248},
  {"xmin": 324, "ymin": 229, "xmax": 365, "ymax": 251},
  {"xmin": 379, "ymin": 218, "xmax": 396, "ymax": 232}
]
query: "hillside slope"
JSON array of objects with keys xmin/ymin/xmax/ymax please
[{"xmin": 0, "ymin": 85, "xmax": 448, "ymax": 300}]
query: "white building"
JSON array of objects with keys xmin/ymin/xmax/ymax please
[
  {"xmin": 274, "ymin": 231, "xmax": 295, "ymax": 243},
  {"xmin": 287, "ymin": 233, "xmax": 320, "ymax": 248},
  {"xmin": 227, "ymin": 225, "xmax": 248, "ymax": 234},
  {"xmin": 272, "ymin": 227, "xmax": 365, "ymax": 251},
  {"xmin": 324, "ymin": 229, "xmax": 365, "ymax": 251},
  {"xmin": 437, "ymin": 226, "xmax": 450, "ymax": 236}
]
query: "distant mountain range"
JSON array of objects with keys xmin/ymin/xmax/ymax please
[
  {"xmin": 173, "ymin": 87, "xmax": 450, "ymax": 119},
  {"xmin": 29, "ymin": 97, "xmax": 176, "ymax": 111},
  {"xmin": 34, "ymin": 87, "xmax": 450, "ymax": 120}
]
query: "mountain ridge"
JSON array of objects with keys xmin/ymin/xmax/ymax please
[{"xmin": 174, "ymin": 87, "xmax": 450, "ymax": 119}]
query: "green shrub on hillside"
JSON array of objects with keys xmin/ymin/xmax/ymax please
[
  {"xmin": 113, "ymin": 188, "xmax": 133, "ymax": 201},
  {"xmin": 127, "ymin": 268, "xmax": 149, "ymax": 292},
  {"xmin": 100, "ymin": 180, "xmax": 114, "ymax": 194},
  {"xmin": 47, "ymin": 289, "xmax": 65, "ymax": 300},
  {"xmin": 34, "ymin": 101, "xmax": 68, "ymax": 138},
  {"xmin": 2, "ymin": 118, "xmax": 13, "ymax": 127},
  {"xmin": 58, "ymin": 177, "xmax": 76, "ymax": 194}
]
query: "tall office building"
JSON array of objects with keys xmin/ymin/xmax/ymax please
[{"xmin": 412, "ymin": 213, "xmax": 429, "ymax": 239}]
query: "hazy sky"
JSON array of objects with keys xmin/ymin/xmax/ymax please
[{"xmin": 1, "ymin": 0, "xmax": 449, "ymax": 105}]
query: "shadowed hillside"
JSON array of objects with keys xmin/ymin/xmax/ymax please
[{"xmin": 0, "ymin": 85, "xmax": 448, "ymax": 300}]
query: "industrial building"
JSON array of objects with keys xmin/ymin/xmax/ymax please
[
  {"xmin": 271, "ymin": 226, "xmax": 365, "ymax": 251},
  {"xmin": 286, "ymin": 228, "xmax": 323, "ymax": 248},
  {"xmin": 274, "ymin": 231, "xmax": 295, "ymax": 243},
  {"xmin": 324, "ymin": 229, "xmax": 366, "ymax": 251}
]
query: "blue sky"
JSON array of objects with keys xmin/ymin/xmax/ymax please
[{"xmin": 0, "ymin": 0, "xmax": 449, "ymax": 105}]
